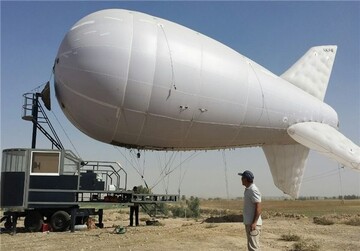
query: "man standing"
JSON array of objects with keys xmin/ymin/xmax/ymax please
[
  {"xmin": 129, "ymin": 186, "xmax": 139, "ymax": 226},
  {"xmin": 239, "ymin": 170, "xmax": 262, "ymax": 251}
]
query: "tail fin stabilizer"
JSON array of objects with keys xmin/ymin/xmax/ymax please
[
  {"xmin": 281, "ymin": 45, "xmax": 337, "ymax": 101},
  {"xmin": 288, "ymin": 122, "xmax": 360, "ymax": 170},
  {"xmin": 263, "ymin": 144, "xmax": 310, "ymax": 198}
]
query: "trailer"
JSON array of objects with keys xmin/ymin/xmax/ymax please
[{"xmin": 0, "ymin": 148, "xmax": 178, "ymax": 233}]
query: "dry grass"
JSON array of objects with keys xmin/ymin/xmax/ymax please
[
  {"xmin": 204, "ymin": 223, "xmax": 218, "ymax": 229},
  {"xmin": 313, "ymin": 216, "xmax": 334, "ymax": 225},
  {"xmin": 201, "ymin": 199, "xmax": 360, "ymax": 217},
  {"xmin": 344, "ymin": 215, "xmax": 360, "ymax": 226},
  {"xmin": 280, "ymin": 233, "xmax": 301, "ymax": 242},
  {"xmin": 279, "ymin": 234, "xmax": 320, "ymax": 251},
  {"xmin": 290, "ymin": 240, "xmax": 320, "ymax": 251},
  {"xmin": 2, "ymin": 200, "xmax": 360, "ymax": 251}
]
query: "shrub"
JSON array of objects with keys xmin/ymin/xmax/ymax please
[
  {"xmin": 344, "ymin": 216, "xmax": 360, "ymax": 226},
  {"xmin": 171, "ymin": 206, "xmax": 187, "ymax": 218},
  {"xmin": 170, "ymin": 197, "xmax": 201, "ymax": 218},
  {"xmin": 290, "ymin": 240, "xmax": 320, "ymax": 251},
  {"xmin": 280, "ymin": 233, "xmax": 301, "ymax": 242},
  {"xmin": 157, "ymin": 203, "xmax": 169, "ymax": 216},
  {"xmin": 187, "ymin": 197, "xmax": 200, "ymax": 218},
  {"xmin": 313, "ymin": 216, "xmax": 334, "ymax": 225}
]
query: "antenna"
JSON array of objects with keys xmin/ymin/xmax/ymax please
[{"xmin": 40, "ymin": 82, "xmax": 51, "ymax": 111}]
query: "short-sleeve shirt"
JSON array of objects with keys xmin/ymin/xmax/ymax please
[{"xmin": 243, "ymin": 183, "xmax": 262, "ymax": 225}]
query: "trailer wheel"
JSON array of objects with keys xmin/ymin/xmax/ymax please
[
  {"xmin": 50, "ymin": 211, "xmax": 70, "ymax": 232},
  {"xmin": 4, "ymin": 218, "xmax": 13, "ymax": 230},
  {"xmin": 24, "ymin": 211, "xmax": 43, "ymax": 232}
]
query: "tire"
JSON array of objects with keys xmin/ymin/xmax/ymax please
[
  {"xmin": 24, "ymin": 211, "xmax": 43, "ymax": 232},
  {"xmin": 50, "ymin": 210, "xmax": 70, "ymax": 232},
  {"xmin": 4, "ymin": 218, "xmax": 13, "ymax": 230}
]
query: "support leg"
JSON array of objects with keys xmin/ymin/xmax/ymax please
[
  {"xmin": 11, "ymin": 214, "xmax": 18, "ymax": 235},
  {"xmin": 70, "ymin": 207, "xmax": 77, "ymax": 232},
  {"xmin": 97, "ymin": 209, "xmax": 104, "ymax": 228}
]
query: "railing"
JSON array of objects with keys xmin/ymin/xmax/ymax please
[
  {"xmin": 22, "ymin": 92, "xmax": 63, "ymax": 149},
  {"xmin": 80, "ymin": 161, "xmax": 128, "ymax": 191}
]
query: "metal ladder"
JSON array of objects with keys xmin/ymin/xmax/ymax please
[
  {"xmin": 22, "ymin": 91, "xmax": 63, "ymax": 149},
  {"xmin": 133, "ymin": 194, "xmax": 178, "ymax": 218},
  {"xmin": 140, "ymin": 203, "xmax": 168, "ymax": 218}
]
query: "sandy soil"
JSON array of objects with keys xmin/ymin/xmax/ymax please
[{"xmin": 1, "ymin": 209, "xmax": 359, "ymax": 251}]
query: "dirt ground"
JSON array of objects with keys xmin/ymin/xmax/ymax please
[{"xmin": 1, "ymin": 208, "xmax": 359, "ymax": 251}]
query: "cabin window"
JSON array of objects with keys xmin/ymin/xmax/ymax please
[
  {"xmin": 2, "ymin": 149, "xmax": 27, "ymax": 172},
  {"xmin": 63, "ymin": 155, "xmax": 78, "ymax": 175},
  {"xmin": 30, "ymin": 151, "xmax": 60, "ymax": 175}
]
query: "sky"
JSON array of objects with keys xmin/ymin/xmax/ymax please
[{"xmin": 1, "ymin": 1, "xmax": 359, "ymax": 199}]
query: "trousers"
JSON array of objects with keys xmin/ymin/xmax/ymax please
[
  {"xmin": 129, "ymin": 205, "xmax": 139, "ymax": 226},
  {"xmin": 245, "ymin": 224, "xmax": 261, "ymax": 251}
]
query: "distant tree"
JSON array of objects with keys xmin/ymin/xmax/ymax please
[
  {"xmin": 171, "ymin": 205, "xmax": 186, "ymax": 218},
  {"xmin": 171, "ymin": 196, "xmax": 201, "ymax": 218},
  {"xmin": 135, "ymin": 185, "xmax": 151, "ymax": 194},
  {"xmin": 344, "ymin": 195, "xmax": 358, "ymax": 200},
  {"xmin": 157, "ymin": 202, "xmax": 169, "ymax": 216},
  {"xmin": 187, "ymin": 197, "xmax": 200, "ymax": 218}
]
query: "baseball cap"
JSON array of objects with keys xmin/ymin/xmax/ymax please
[{"xmin": 238, "ymin": 170, "xmax": 254, "ymax": 181}]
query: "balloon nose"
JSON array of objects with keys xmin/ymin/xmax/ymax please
[{"xmin": 53, "ymin": 10, "xmax": 136, "ymax": 143}]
